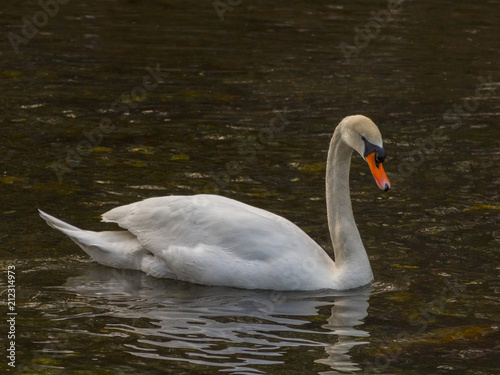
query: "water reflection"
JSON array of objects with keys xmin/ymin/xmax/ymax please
[
  {"xmin": 58, "ymin": 265, "xmax": 371, "ymax": 374},
  {"xmin": 317, "ymin": 295, "xmax": 370, "ymax": 374}
]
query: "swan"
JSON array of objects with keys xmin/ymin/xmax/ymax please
[{"xmin": 39, "ymin": 115, "xmax": 390, "ymax": 291}]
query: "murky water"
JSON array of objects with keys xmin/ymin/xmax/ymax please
[{"xmin": 1, "ymin": 0, "xmax": 499, "ymax": 374}]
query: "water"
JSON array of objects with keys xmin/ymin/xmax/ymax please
[{"xmin": 1, "ymin": 0, "xmax": 499, "ymax": 373}]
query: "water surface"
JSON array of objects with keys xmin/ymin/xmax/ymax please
[{"xmin": 0, "ymin": 0, "xmax": 498, "ymax": 374}]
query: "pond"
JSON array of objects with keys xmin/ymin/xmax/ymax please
[{"xmin": 0, "ymin": 0, "xmax": 498, "ymax": 374}]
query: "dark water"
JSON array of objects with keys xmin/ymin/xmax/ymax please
[{"xmin": 1, "ymin": 0, "xmax": 499, "ymax": 373}]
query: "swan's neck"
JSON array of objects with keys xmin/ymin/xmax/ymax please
[{"xmin": 326, "ymin": 130, "xmax": 373, "ymax": 285}]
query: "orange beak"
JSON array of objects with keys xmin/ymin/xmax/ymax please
[{"xmin": 366, "ymin": 152, "xmax": 390, "ymax": 191}]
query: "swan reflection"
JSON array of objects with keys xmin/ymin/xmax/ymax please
[{"xmin": 58, "ymin": 265, "xmax": 371, "ymax": 374}]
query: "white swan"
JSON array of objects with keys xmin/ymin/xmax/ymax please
[{"xmin": 40, "ymin": 115, "xmax": 390, "ymax": 291}]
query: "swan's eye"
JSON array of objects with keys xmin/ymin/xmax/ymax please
[{"xmin": 362, "ymin": 136, "xmax": 386, "ymax": 165}]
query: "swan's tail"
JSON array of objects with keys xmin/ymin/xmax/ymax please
[{"xmin": 38, "ymin": 209, "xmax": 150, "ymax": 271}]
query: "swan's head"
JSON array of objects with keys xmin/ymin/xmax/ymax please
[{"xmin": 340, "ymin": 115, "xmax": 391, "ymax": 192}]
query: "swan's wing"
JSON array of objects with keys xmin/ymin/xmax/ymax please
[
  {"xmin": 102, "ymin": 195, "xmax": 316, "ymax": 259},
  {"xmin": 101, "ymin": 195, "xmax": 332, "ymax": 289}
]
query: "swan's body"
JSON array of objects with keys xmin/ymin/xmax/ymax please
[{"xmin": 40, "ymin": 115, "xmax": 390, "ymax": 291}]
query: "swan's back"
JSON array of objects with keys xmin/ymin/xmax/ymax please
[{"xmin": 102, "ymin": 195, "xmax": 335, "ymax": 290}]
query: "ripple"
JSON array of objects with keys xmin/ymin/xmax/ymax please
[{"xmin": 48, "ymin": 266, "xmax": 372, "ymax": 374}]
